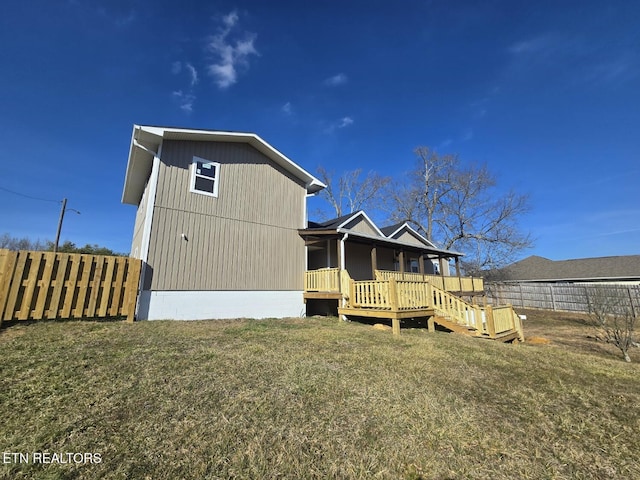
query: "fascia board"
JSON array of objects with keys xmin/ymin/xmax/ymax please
[{"xmin": 122, "ymin": 125, "xmax": 164, "ymax": 205}]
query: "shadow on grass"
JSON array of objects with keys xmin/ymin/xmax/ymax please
[{"xmin": 1, "ymin": 316, "xmax": 129, "ymax": 330}]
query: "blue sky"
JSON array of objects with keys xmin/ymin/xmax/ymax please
[{"xmin": 1, "ymin": 0, "xmax": 638, "ymax": 261}]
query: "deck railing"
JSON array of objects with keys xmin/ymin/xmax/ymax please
[
  {"xmin": 304, "ymin": 268, "xmax": 340, "ymax": 292},
  {"xmin": 490, "ymin": 305, "xmax": 522, "ymax": 337},
  {"xmin": 350, "ymin": 280, "xmax": 391, "ymax": 309},
  {"xmin": 374, "ymin": 270, "xmax": 484, "ymax": 292}
]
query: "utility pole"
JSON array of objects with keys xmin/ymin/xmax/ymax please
[{"xmin": 54, "ymin": 198, "xmax": 80, "ymax": 253}]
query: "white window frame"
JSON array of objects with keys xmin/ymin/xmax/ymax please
[{"xmin": 190, "ymin": 156, "xmax": 220, "ymax": 198}]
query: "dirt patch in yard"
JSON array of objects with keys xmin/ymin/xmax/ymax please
[{"xmin": 518, "ymin": 308, "xmax": 638, "ymax": 362}]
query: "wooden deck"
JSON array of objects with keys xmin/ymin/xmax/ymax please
[{"xmin": 303, "ymin": 268, "xmax": 523, "ymax": 342}]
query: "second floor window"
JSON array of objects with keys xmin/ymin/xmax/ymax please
[{"xmin": 190, "ymin": 157, "xmax": 220, "ymax": 197}]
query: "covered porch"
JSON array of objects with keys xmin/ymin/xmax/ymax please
[
  {"xmin": 299, "ymin": 212, "xmax": 521, "ymax": 342},
  {"xmin": 301, "ymin": 215, "xmax": 478, "ymax": 296}
]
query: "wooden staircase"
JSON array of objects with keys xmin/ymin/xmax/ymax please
[
  {"xmin": 432, "ymin": 316, "xmax": 479, "ymax": 337},
  {"xmin": 429, "ymin": 283, "xmax": 523, "ymax": 342}
]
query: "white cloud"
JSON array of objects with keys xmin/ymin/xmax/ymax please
[
  {"xmin": 185, "ymin": 63, "xmax": 198, "ymax": 86},
  {"xmin": 172, "ymin": 90, "xmax": 195, "ymax": 113},
  {"xmin": 223, "ymin": 11, "xmax": 239, "ymax": 28},
  {"xmin": 207, "ymin": 11, "xmax": 258, "ymax": 89},
  {"xmin": 462, "ymin": 129, "xmax": 474, "ymax": 142},
  {"xmin": 325, "ymin": 116, "xmax": 354, "ymax": 133},
  {"xmin": 324, "ymin": 73, "xmax": 348, "ymax": 86},
  {"xmin": 338, "ymin": 116, "xmax": 354, "ymax": 128},
  {"xmin": 282, "ymin": 102, "xmax": 292, "ymax": 115}
]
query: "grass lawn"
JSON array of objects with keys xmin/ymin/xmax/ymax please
[{"xmin": 1, "ymin": 312, "xmax": 638, "ymax": 479}]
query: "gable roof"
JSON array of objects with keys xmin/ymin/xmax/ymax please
[
  {"xmin": 380, "ymin": 222, "xmax": 437, "ymax": 248},
  {"xmin": 498, "ymin": 255, "xmax": 640, "ymax": 282},
  {"xmin": 308, "ymin": 211, "xmax": 384, "ymax": 237},
  {"xmin": 304, "ymin": 211, "xmax": 463, "ymax": 258},
  {"xmin": 122, "ymin": 125, "xmax": 326, "ymax": 205}
]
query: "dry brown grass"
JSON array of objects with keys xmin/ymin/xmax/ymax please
[
  {"xmin": 519, "ymin": 308, "xmax": 639, "ymax": 362},
  {"xmin": 0, "ymin": 314, "xmax": 638, "ymax": 479}
]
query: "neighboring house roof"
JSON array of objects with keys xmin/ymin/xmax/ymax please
[
  {"xmin": 122, "ymin": 125, "xmax": 326, "ymax": 205},
  {"xmin": 304, "ymin": 211, "xmax": 463, "ymax": 258},
  {"xmin": 496, "ymin": 254, "xmax": 640, "ymax": 282}
]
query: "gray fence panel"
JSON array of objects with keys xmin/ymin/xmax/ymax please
[{"xmin": 486, "ymin": 282, "xmax": 640, "ymax": 314}]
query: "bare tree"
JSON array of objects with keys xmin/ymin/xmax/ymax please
[
  {"xmin": 589, "ymin": 286, "xmax": 637, "ymax": 362},
  {"xmin": 316, "ymin": 167, "xmax": 391, "ymax": 218},
  {"xmin": 386, "ymin": 147, "xmax": 532, "ymax": 274},
  {"xmin": 0, "ymin": 233, "xmax": 47, "ymax": 251}
]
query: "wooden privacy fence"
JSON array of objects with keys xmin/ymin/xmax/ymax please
[
  {"xmin": 486, "ymin": 282, "xmax": 640, "ymax": 315},
  {"xmin": 0, "ymin": 249, "xmax": 142, "ymax": 326}
]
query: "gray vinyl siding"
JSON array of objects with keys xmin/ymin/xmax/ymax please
[
  {"xmin": 375, "ymin": 246, "xmax": 396, "ymax": 271},
  {"xmin": 130, "ymin": 178, "xmax": 151, "ymax": 258},
  {"xmin": 343, "ymin": 217, "xmax": 380, "ymax": 236},
  {"xmin": 345, "ymin": 243, "xmax": 375, "ymax": 280},
  {"xmin": 393, "ymin": 230, "xmax": 427, "ymax": 247},
  {"xmin": 148, "ymin": 140, "xmax": 306, "ymax": 291}
]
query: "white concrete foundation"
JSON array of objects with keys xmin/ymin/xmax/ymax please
[{"xmin": 137, "ymin": 290, "xmax": 305, "ymax": 320}]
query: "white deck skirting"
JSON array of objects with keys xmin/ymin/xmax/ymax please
[{"xmin": 137, "ymin": 290, "xmax": 305, "ymax": 320}]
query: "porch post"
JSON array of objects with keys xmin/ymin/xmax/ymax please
[
  {"xmin": 419, "ymin": 254, "xmax": 425, "ymax": 280},
  {"xmin": 399, "ymin": 250, "xmax": 405, "ymax": 279},
  {"xmin": 455, "ymin": 257, "xmax": 462, "ymax": 291},
  {"xmin": 371, "ymin": 245, "xmax": 378, "ymax": 280},
  {"xmin": 338, "ymin": 235, "xmax": 347, "ymax": 317},
  {"xmin": 439, "ymin": 257, "xmax": 446, "ymax": 277}
]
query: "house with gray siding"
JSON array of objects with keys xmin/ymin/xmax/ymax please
[
  {"xmin": 122, "ymin": 125, "xmax": 468, "ymax": 321},
  {"xmin": 122, "ymin": 125, "xmax": 325, "ymax": 320}
]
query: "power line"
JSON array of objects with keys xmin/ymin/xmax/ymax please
[{"xmin": 0, "ymin": 185, "xmax": 60, "ymax": 204}]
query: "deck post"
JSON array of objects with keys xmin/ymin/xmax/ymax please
[
  {"xmin": 398, "ymin": 251, "xmax": 405, "ymax": 279},
  {"xmin": 427, "ymin": 316, "xmax": 435, "ymax": 333},
  {"xmin": 485, "ymin": 305, "xmax": 496, "ymax": 338},
  {"xmin": 349, "ymin": 280, "xmax": 356, "ymax": 308},
  {"xmin": 392, "ymin": 316, "xmax": 400, "ymax": 336},
  {"xmin": 389, "ymin": 278, "xmax": 399, "ymax": 310},
  {"xmin": 389, "ymin": 278, "xmax": 400, "ymax": 336}
]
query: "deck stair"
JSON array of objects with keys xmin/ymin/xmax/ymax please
[{"xmin": 432, "ymin": 316, "xmax": 479, "ymax": 337}]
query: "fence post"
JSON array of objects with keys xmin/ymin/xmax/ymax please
[
  {"xmin": 584, "ymin": 286, "xmax": 591, "ymax": 313},
  {"xmin": 628, "ymin": 286, "xmax": 636, "ymax": 318},
  {"xmin": 519, "ymin": 283, "xmax": 524, "ymax": 308}
]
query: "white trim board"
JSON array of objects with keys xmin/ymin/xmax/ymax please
[{"xmin": 137, "ymin": 290, "xmax": 305, "ymax": 320}]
